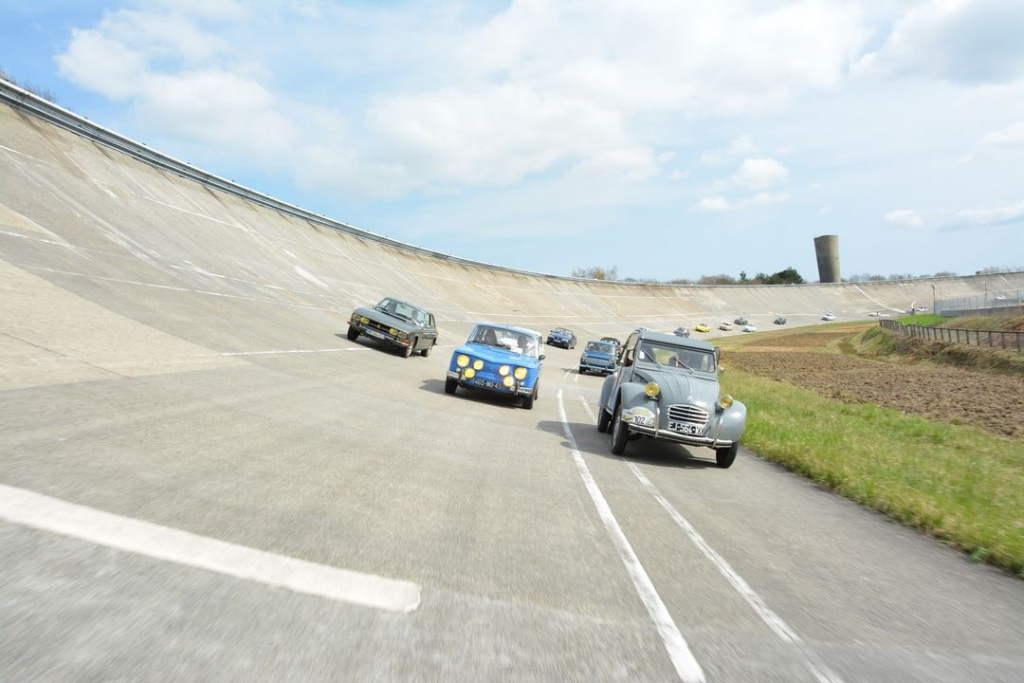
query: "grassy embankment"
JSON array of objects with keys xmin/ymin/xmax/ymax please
[{"xmin": 717, "ymin": 323, "xmax": 1024, "ymax": 576}]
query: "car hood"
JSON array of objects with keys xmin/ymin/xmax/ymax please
[
  {"xmin": 633, "ymin": 367, "xmax": 719, "ymax": 408},
  {"xmin": 549, "ymin": 332, "xmax": 571, "ymax": 339},
  {"xmin": 455, "ymin": 342, "xmax": 540, "ymax": 367},
  {"xmin": 581, "ymin": 350, "xmax": 614, "ymax": 360},
  {"xmin": 353, "ymin": 305, "xmax": 419, "ymax": 332}
]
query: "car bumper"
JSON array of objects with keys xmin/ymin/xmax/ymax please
[
  {"xmin": 580, "ymin": 360, "xmax": 615, "ymax": 373},
  {"xmin": 351, "ymin": 322, "xmax": 411, "ymax": 348},
  {"xmin": 446, "ymin": 370, "xmax": 534, "ymax": 396},
  {"xmin": 620, "ymin": 409, "xmax": 734, "ymax": 448}
]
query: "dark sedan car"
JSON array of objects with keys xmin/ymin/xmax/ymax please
[
  {"xmin": 546, "ymin": 327, "xmax": 577, "ymax": 349},
  {"xmin": 347, "ymin": 297, "xmax": 438, "ymax": 358}
]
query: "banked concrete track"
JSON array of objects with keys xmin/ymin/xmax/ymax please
[{"xmin": 1, "ymin": 93, "xmax": 1023, "ymax": 682}]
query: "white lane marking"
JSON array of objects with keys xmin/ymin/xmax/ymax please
[
  {"xmin": 216, "ymin": 347, "xmax": 372, "ymax": 357},
  {"xmin": 574, "ymin": 364, "xmax": 580, "ymax": 382},
  {"xmin": 576, "ymin": 395, "xmax": 844, "ymax": 683},
  {"xmin": 556, "ymin": 389, "xmax": 705, "ymax": 683},
  {"xmin": 0, "ymin": 484, "xmax": 421, "ymax": 614}
]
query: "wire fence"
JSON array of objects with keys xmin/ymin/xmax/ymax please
[
  {"xmin": 880, "ymin": 320, "xmax": 1023, "ymax": 351},
  {"xmin": 935, "ymin": 290, "xmax": 1023, "ymax": 315}
]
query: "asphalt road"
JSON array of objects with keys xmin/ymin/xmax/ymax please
[{"xmin": 2, "ymin": 101, "xmax": 1023, "ymax": 682}]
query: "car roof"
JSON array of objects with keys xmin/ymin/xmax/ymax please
[
  {"xmin": 382, "ymin": 297, "xmax": 427, "ymax": 312},
  {"xmin": 637, "ymin": 329, "xmax": 715, "ymax": 350},
  {"xmin": 476, "ymin": 322, "xmax": 541, "ymax": 338}
]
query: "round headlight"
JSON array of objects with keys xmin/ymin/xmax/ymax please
[
  {"xmin": 389, "ymin": 328, "xmax": 398, "ymax": 336},
  {"xmin": 502, "ymin": 376, "xmax": 515, "ymax": 387},
  {"xmin": 499, "ymin": 365, "xmax": 510, "ymax": 376},
  {"xmin": 360, "ymin": 316, "xmax": 369, "ymax": 324},
  {"xmin": 719, "ymin": 394, "xmax": 734, "ymax": 409},
  {"xmin": 473, "ymin": 359, "xmax": 485, "ymax": 370},
  {"xmin": 464, "ymin": 368, "xmax": 476, "ymax": 379},
  {"xmin": 645, "ymin": 381, "xmax": 660, "ymax": 398},
  {"xmin": 514, "ymin": 367, "xmax": 528, "ymax": 380},
  {"xmin": 398, "ymin": 330, "xmax": 408, "ymax": 340},
  {"xmin": 457, "ymin": 354, "xmax": 470, "ymax": 368}
]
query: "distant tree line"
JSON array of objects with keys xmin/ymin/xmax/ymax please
[
  {"xmin": 571, "ymin": 265, "xmax": 1023, "ymax": 284},
  {"xmin": 0, "ymin": 65, "xmax": 58, "ymax": 103}
]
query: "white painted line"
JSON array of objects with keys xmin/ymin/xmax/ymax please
[
  {"xmin": 0, "ymin": 484, "xmax": 421, "ymax": 614},
  {"xmin": 575, "ymin": 395, "xmax": 843, "ymax": 682},
  {"xmin": 556, "ymin": 389, "xmax": 705, "ymax": 683}
]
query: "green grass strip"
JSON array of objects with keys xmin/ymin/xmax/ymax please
[{"xmin": 722, "ymin": 369, "xmax": 1024, "ymax": 575}]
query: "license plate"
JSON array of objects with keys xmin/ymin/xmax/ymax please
[
  {"xmin": 364, "ymin": 328, "xmax": 386, "ymax": 340},
  {"xmin": 669, "ymin": 421, "xmax": 703, "ymax": 435},
  {"xmin": 477, "ymin": 379, "xmax": 504, "ymax": 390}
]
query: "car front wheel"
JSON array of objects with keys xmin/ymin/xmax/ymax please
[
  {"xmin": 347, "ymin": 326, "xmax": 360, "ymax": 341},
  {"xmin": 444, "ymin": 378, "xmax": 458, "ymax": 394},
  {"xmin": 715, "ymin": 442, "xmax": 738, "ymax": 469},
  {"xmin": 522, "ymin": 385, "xmax": 536, "ymax": 410},
  {"xmin": 421, "ymin": 342, "xmax": 432, "ymax": 357},
  {"xmin": 402, "ymin": 343, "xmax": 413, "ymax": 358},
  {"xmin": 597, "ymin": 407, "xmax": 610, "ymax": 433},
  {"xmin": 610, "ymin": 402, "xmax": 629, "ymax": 455}
]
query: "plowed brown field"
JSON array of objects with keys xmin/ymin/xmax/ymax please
[{"xmin": 726, "ymin": 332, "xmax": 1024, "ymax": 437}]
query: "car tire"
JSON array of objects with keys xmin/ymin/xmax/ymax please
[
  {"xmin": 610, "ymin": 402, "xmax": 629, "ymax": 455},
  {"xmin": 597, "ymin": 407, "xmax": 610, "ymax": 433},
  {"xmin": 347, "ymin": 326, "xmax": 360, "ymax": 341},
  {"xmin": 578, "ymin": 366, "xmax": 586, "ymax": 375},
  {"xmin": 715, "ymin": 442, "xmax": 739, "ymax": 469},
  {"xmin": 402, "ymin": 343, "xmax": 413, "ymax": 358},
  {"xmin": 522, "ymin": 385, "xmax": 536, "ymax": 410},
  {"xmin": 444, "ymin": 378, "xmax": 458, "ymax": 395},
  {"xmin": 421, "ymin": 342, "xmax": 432, "ymax": 357}
]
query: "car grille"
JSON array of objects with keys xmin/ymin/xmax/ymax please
[{"xmin": 667, "ymin": 404, "xmax": 709, "ymax": 425}]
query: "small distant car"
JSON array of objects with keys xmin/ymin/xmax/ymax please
[
  {"xmin": 694, "ymin": 323, "xmax": 711, "ymax": 333},
  {"xmin": 718, "ymin": 322, "xmax": 733, "ymax": 331},
  {"xmin": 446, "ymin": 323, "xmax": 544, "ymax": 409},
  {"xmin": 597, "ymin": 329, "xmax": 746, "ymax": 468},
  {"xmin": 913, "ymin": 306, "xmax": 929, "ymax": 312},
  {"xmin": 773, "ymin": 317, "xmax": 787, "ymax": 325},
  {"xmin": 995, "ymin": 294, "xmax": 1007, "ymax": 301},
  {"xmin": 579, "ymin": 340, "xmax": 617, "ymax": 375},
  {"xmin": 348, "ymin": 297, "xmax": 438, "ymax": 358},
  {"xmin": 821, "ymin": 313, "xmax": 836, "ymax": 321},
  {"xmin": 547, "ymin": 327, "xmax": 577, "ymax": 349},
  {"xmin": 673, "ymin": 327, "xmax": 690, "ymax": 337},
  {"xmin": 867, "ymin": 312, "xmax": 879, "ymax": 317},
  {"xmin": 734, "ymin": 317, "xmax": 748, "ymax": 325},
  {"xmin": 742, "ymin": 324, "xmax": 757, "ymax": 333}
]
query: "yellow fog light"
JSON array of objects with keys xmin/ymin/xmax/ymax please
[
  {"xmin": 718, "ymin": 395, "xmax": 734, "ymax": 409},
  {"xmin": 645, "ymin": 382, "xmax": 660, "ymax": 398},
  {"xmin": 464, "ymin": 368, "xmax": 476, "ymax": 379},
  {"xmin": 502, "ymin": 376, "xmax": 515, "ymax": 388},
  {"xmin": 457, "ymin": 354, "xmax": 470, "ymax": 368},
  {"xmin": 389, "ymin": 328, "xmax": 398, "ymax": 335},
  {"xmin": 499, "ymin": 365, "xmax": 511, "ymax": 376},
  {"xmin": 473, "ymin": 359, "xmax": 485, "ymax": 370},
  {"xmin": 514, "ymin": 367, "xmax": 528, "ymax": 380},
  {"xmin": 360, "ymin": 316, "xmax": 369, "ymax": 324}
]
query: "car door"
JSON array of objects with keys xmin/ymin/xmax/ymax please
[
  {"xmin": 611, "ymin": 332, "xmax": 639, "ymax": 399},
  {"xmin": 420, "ymin": 314, "xmax": 438, "ymax": 349}
]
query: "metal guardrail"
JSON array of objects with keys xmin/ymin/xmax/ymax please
[
  {"xmin": 880, "ymin": 320, "xmax": 1023, "ymax": 351},
  {"xmin": 0, "ymin": 79, "xmax": 573, "ymax": 282},
  {"xmin": 935, "ymin": 290, "xmax": 1022, "ymax": 316}
]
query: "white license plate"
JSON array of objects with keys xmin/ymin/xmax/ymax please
[
  {"xmin": 477, "ymin": 379, "xmax": 504, "ymax": 390},
  {"xmin": 669, "ymin": 421, "xmax": 703, "ymax": 435},
  {"xmin": 364, "ymin": 328, "xmax": 386, "ymax": 339}
]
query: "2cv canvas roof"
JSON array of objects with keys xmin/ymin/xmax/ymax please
[{"xmin": 636, "ymin": 329, "xmax": 715, "ymax": 351}]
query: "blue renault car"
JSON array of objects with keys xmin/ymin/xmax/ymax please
[
  {"xmin": 578, "ymin": 340, "xmax": 617, "ymax": 375},
  {"xmin": 445, "ymin": 323, "xmax": 545, "ymax": 409}
]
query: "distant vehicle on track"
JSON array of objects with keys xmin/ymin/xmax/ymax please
[
  {"xmin": 694, "ymin": 323, "xmax": 711, "ymax": 333},
  {"xmin": 742, "ymin": 324, "xmax": 757, "ymax": 333},
  {"xmin": 579, "ymin": 340, "xmax": 617, "ymax": 375},
  {"xmin": 774, "ymin": 317, "xmax": 787, "ymax": 325},
  {"xmin": 734, "ymin": 317, "xmax": 748, "ymax": 325},
  {"xmin": 445, "ymin": 323, "xmax": 544, "ymax": 409},
  {"xmin": 718, "ymin": 322, "xmax": 733, "ymax": 331},
  {"xmin": 673, "ymin": 326, "xmax": 691, "ymax": 337},
  {"xmin": 546, "ymin": 327, "xmax": 577, "ymax": 349},
  {"xmin": 347, "ymin": 297, "xmax": 438, "ymax": 358},
  {"xmin": 821, "ymin": 313, "xmax": 837, "ymax": 321},
  {"xmin": 596, "ymin": 329, "xmax": 746, "ymax": 468}
]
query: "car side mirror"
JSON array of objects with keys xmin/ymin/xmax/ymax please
[{"xmin": 539, "ymin": 354, "xmax": 546, "ymax": 361}]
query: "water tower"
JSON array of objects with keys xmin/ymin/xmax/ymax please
[{"xmin": 814, "ymin": 235, "xmax": 840, "ymax": 283}]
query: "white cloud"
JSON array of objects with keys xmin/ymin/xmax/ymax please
[
  {"xmin": 954, "ymin": 199, "xmax": 1024, "ymax": 226},
  {"xmin": 699, "ymin": 197, "xmax": 730, "ymax": 212},
  {"xmin": 699, "ymin": 136, "xmax": 755, "ymax": 165},
  {"xmin": 885, "ymin": 209, "xmax": 925, "ymax": 228},
  {"xmin": 746, "ymin": 191, "xmax": 791, "ymax": 206},
  {"xmin": 979, "ymin": 121, "xmax": 1024, "ymax": 150},
  {"xmin": 732, "ymin": 158, "xmax": 789, "ymax": 189},
  {"xmin": 856, "ymin": 0, "xmax": 1024, "ymax": 84}
]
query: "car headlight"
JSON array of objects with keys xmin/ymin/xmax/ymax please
[
  {"xmin": 473, "ymin": 359, "xmax": 485, "ymax": 370},
  {"xmin": 398, "ymin": 330, "xmax": 408, "ymax": 340},
  {"xmin": 645, "ymin": 382, "xmax": 660, "ymax": 398},
  {"xmin": 502, "ymin": 376, "xmax": 515, "ymax": 387},
  {"xmin": 464, "ymin": 368, "xmax": 476, "ymax": 379},
  {"xmin": 718, "ymin": 394, "xmax": 734, "ymax": 410},
  {"xmin": 389, "ymin": 328, "xmax": 397, "ymax": 335},
  {"xmin": 457, "ymin": 354, "xmax": 470, "ymax": 368},
  {"xmin": 498, "ymin": 365, "xmax": 510, "ymax": 376},
  {"xmin": 360, "ymin": 316, "xmax": 369, "ymax": 324},
  {"xmin": 514, "ymin": 367, "xmax": 528, "ymax": 380}
]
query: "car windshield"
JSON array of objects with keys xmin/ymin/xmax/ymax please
[
  {"xmin": 585, "ymin": 341, "xmax": 613, "ymax": 354},
  {"xmin": 470, "ymin": 325, "xmax": 539, "ymax": 357},
  {"xmin": 375, "ymin": 298, "xmax": 427, "ymax": 325},
  {"xmin": 637, "ymin": 342, "xmax": 715, "ymax": 373}
]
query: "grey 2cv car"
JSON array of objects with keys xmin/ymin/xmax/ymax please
[
  {"xmin": 597, "ymin": 329, "xmax": 746, "ymax": 468},
  {"xmin": 347, "ymin": 297, "xmax": 438, "ymax": 358}
]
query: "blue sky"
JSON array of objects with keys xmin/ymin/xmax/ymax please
[{"xmin": 2, "ymin": 0, "xmax": 1023, "ymax": 281}]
